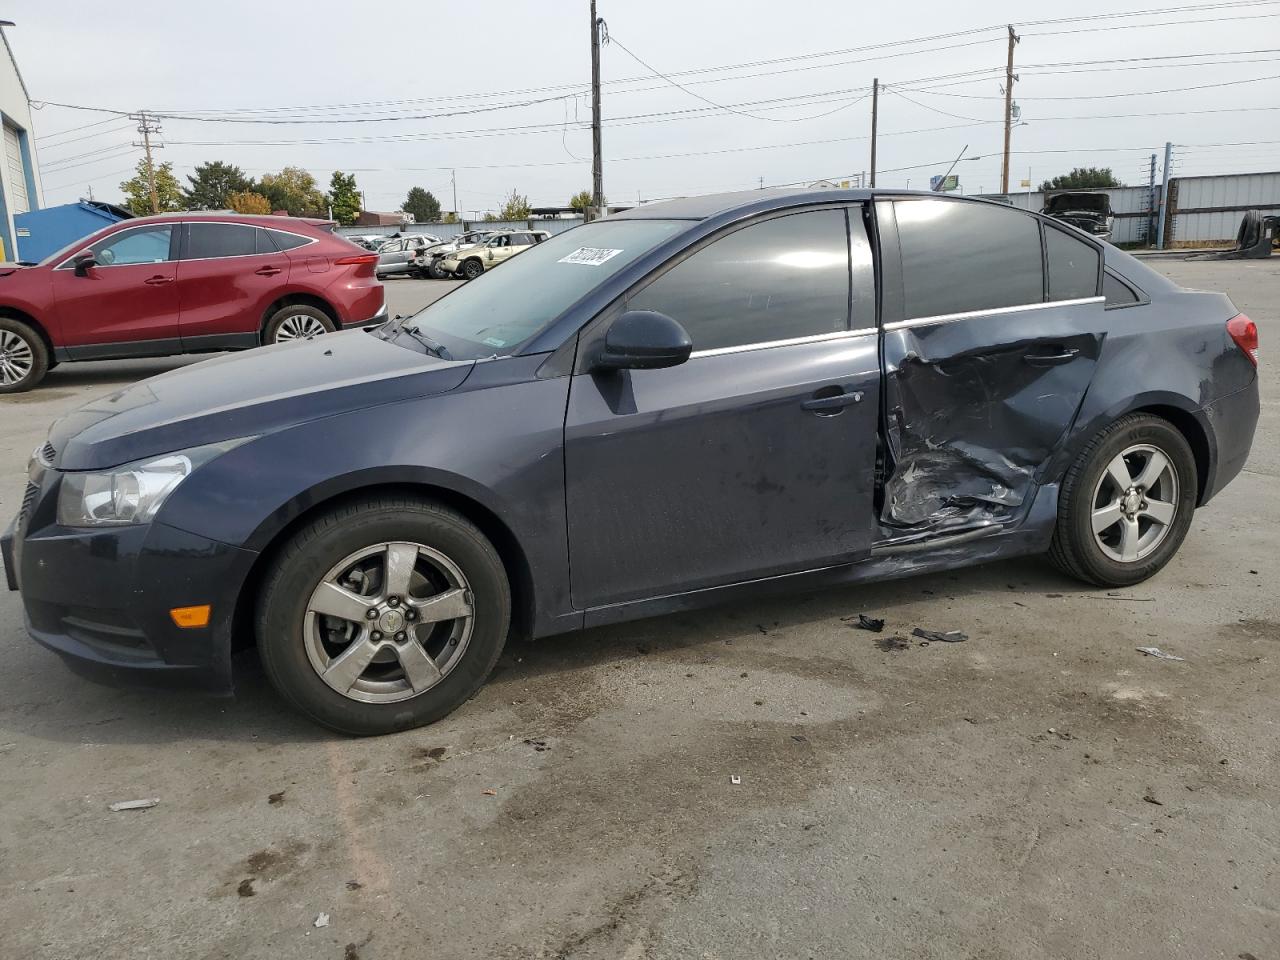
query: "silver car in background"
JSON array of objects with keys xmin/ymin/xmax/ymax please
[{"xmin": 376, "ymin": 234, "xmax": 441, "ymax": 279}]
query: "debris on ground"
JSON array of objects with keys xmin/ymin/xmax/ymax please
[
  {"xmin": 314, "ymin": 912, "xmax": 330, "ymax": 928},
  {"xmin": 482, "ymin": 789, "xmax": 497, "ymax": 796},
  {"xmin": 268, "ymin": 791, "xmax": 285, "ymax": 805},
  {"xmin": 730, "ymin": 775, "xmax": 742, "ymax": 785},
  {"xmin": 108, "ymin": 798, "xmax": 159, "ymax": 812},
  {"xmin": 523, "ymin": 738, "xmax": 550, "ymax": 752},
  {"xmin": 912, "ymin": 627, "xmax": 969, "ymax": 644},
  {"xmin": 874, "ymin": 635, "xmax": 911, "ymax": 653},
  {"xmin": 237, "ymin": 878, "xmax": 256, "ymax": 897},
  {"xmin": 1143, "ymin": 793, "xmax": 1164, "ymax": 806},
  {"xmin": 1090, "ymin": 594, "xmax": 1156, "ymax": 602},
  {"xmin": 346, "ymin": 880, "xmax": 362, "ymax": 890},
  {"xmin": 843, "ymin": 613, "xmax": 885, "ymax": 633},
  {"xmin": 1137, "ymin": 646, "xmax": 1186, "ymax": 662},
  {"xmin": 791, "ymin": 735, "xmax": 808, "ymax": 743}
]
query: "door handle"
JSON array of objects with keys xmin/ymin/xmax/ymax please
[
  {"xmin": 254, "ymin": 265, "xmax": 283, "ymax": 277},
  {"xmin": 1023, "ymin": 347, "xmax": 1080, "ymax": 366},
  {"xmin": 802, "ymin": 389, "xmax": 863, "ymax": 414},
  {"xmin": 143, "ymin": 275, "xmax": 173, "ymax": 285}
]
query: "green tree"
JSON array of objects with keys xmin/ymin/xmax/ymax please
[
  {"xmin": 119, "ymin": 158, "xmax": 183, "ymax": 215},
  {"xmin": 1039, "ymin": 167, "xmax": 1123, "ymax": 191},
  {"xmin": 182, "ymin": 161, "xmax": 253, "ymax": 210},
  {"xmin": 328, "ymin": 170, "xmax": 361, "ymax": 225},
  {"xmin": 258, "ymin": 166, "xmax": 327, "ymax": 216},
  {"xmin": 568, "ymin": 189, "xmax": 593, "ymax": 213},
  {"xmin": 401, "ymin": 186, "xmax": 441, "ymax": 224},
  {"xmin": 494, "ymin": 188, "xmax": 531, "ymax": 222},
  {"xmin": 227, "ymin": 190, "xmax": 271, "ymax": 215}
]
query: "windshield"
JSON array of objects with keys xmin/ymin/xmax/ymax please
[{"xmin": 404, "ymin": 219, "xmax": 685, "ymax": 359}]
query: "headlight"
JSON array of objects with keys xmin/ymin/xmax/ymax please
[{"xmin": 57, "ymin": 438, "xmax": 250, "ymax": 527}]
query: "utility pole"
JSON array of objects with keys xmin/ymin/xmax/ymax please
[
  {"xmin": 1000, "ymin": 25, "xmax": 1019, "ymax": 194},
  {"xmin": 1147, "ymin": 153, "xmax": 1158, "ymax": 245},
  {"xmin": 1156, "ymin": 141, "xmax": 1173, "ymax": 250},
  {"xmin": 589, "ymin": 0, "xmax": 604, "ymax": 222},
  {"xmin": 451, "ymin": 168, "xmax": 459, "ymax": 221},
  {"xmin": 129, "ymin": 110, "xmax": 163, "ymax": 214},
  {"xmin": 869, "ymin": 78, "xmax": 879, "ymax": 188}
]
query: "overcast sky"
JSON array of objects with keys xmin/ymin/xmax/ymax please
[{"xmin": 15, "ymin": 0, "xmax": 1280, "ymax": 214}]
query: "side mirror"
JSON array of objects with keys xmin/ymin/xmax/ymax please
[
  {"xmin": 73, "ymin": 253, "xmax": 97, "ymax": 276},
  {"xmin": 594, "ymin": 310, "xmax": 693, "ymax": 372}
]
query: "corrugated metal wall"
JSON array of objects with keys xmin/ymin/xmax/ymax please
[{"xmin": 1170, "ymin": 171, "xmax": 1280, "ymax": 244}]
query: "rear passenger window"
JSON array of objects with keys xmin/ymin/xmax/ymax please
[
  {"xmin": 186, "ymin": 222, "xmax": 259, "ymax": 259},
  {"xmin": 627, "ymin": 210, "xmax": 851, "ymax": 352},
  {"xmin": 1045, "ymin": 225, "xmax": 1101, "ymax": 301},
  {"xmin": 266, "ymin": 229, "xmax": 312, "ymax": 251},
  {"xmin": 1103, "ymin": 271, "xmax": 1141, "ymax": 307},
  {"xmin": 893, "ymin": 199, "xmax": 1043, "ymax": 319}
]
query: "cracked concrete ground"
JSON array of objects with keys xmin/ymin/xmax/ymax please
[{"xmin": 0, "ymin": 263, "xmax": 1275, "ymax": 959}]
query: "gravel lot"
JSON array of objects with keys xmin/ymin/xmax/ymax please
[{"xmin": 1, "ymin": 263, "xmax": 1275, "ymax": 960}]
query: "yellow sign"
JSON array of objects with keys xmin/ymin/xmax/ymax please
[{"xmin": 1019, "ymin": 179, "xmax": 1032, "ymax": 188}]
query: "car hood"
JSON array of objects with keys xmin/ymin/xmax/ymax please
[
  {"xmin": 0, "ymin": 262, "xmax": 35, "ymax": 276},
  {"xmin": 1044, "ymin": 192, "xmax": 1112, "ymax": 216},
  {"xmin": 49, "ymin": 330, "xmax": 474, "ymax": 471}
]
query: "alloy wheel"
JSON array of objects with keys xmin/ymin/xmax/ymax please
[
  {"xmin": 1090, "ymin": 443, "xmax": 1179, "ymax": 563},
  {"xmin": 0, "ymin": 329, "xmax": 35, "ymax": 385},
  {"xmin": 303, "ymin": 541, "xmax": 475, "ymax": 704},
  {"xmin": 273, "ymin": 313, "xmax": 330, "ymax": 342}
]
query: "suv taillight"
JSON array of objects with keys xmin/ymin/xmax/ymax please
[
  {"xmin": 333, "ymin": 253, "xmax": 379, "ymax": 266},
  {"xmin": 1227, "ymin": 313, "xmax": 1258, "ymax": 366}
]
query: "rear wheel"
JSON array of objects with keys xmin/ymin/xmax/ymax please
[
  {"xmin": 264, "ymin": 304, "xmax": 335, "ymax": 345},
  {"xmin": 1049, "ymin": 414, "xmax": 1197, "ymax": 586},
  {"xmin": 256, "ymin": 497, "xmax": 510, "ymax": 735},
  {"xmin": 461, "ymin": 258, "xmax": 484, "ymax": 280},
  {"xmin": 0, "ymin": 319, "xmax": 49, "ymax": 393}
]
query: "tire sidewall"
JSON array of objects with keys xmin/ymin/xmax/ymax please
[
  {"xmin": 1066, "ymin": 418, "xmax": 1198, "ymax": 585},
  {"xmin": 258, "ymin": 503, "xmax": 510, "ymax": 735},
  {"xmin": 265, "ymin": 305, "xmax": 336, "ymax": 345},
  {"xmin": 462, "ymin": 259, "xmax": 483, "ymax": 280},
  {"xmin": 0, "ymin": 319, "xmax": 49, "ymax": 393}
]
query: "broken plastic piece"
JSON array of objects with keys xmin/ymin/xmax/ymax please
[
  {"xmin": 845, "ymin": 614, "xmax": 885, "ymax": 633},
  {"xmin": 314, "ymin": 913, "xmax": 330, "ymax": 928},
  {"xmin": 1136, "ymin": 646, "xmax": 1185, "ymax": 662},
  {"xmin": 730, "ymin": 775, "xmax": 742, "ymax": 785},
  {"xmin": 108, "ymin": 797, "xmax": 159, "ymax": 812},
  {"xmin": 911, "ymin": 627, "xmax": 968, "ymax": 643}
]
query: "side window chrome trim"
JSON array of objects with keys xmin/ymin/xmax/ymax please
[
  {"xmin": 882, "ymin": 296, "xmax": 1104, "ymax": 332},
  {"xmin": 690, "ymin": 326, "xmax": 877, "ymax": 359}
]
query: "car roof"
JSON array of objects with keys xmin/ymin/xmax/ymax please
[
  {"xmin": 125, "ymin": 212, "xmax": 335, "ymax": 228},
  {"xmin": 609, "ymin": 187, "xmax": 1004, "ymax": 220}
]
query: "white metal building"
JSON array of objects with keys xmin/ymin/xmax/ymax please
[{"xmin": 0, "ymin": 24, "xmax": 43, "ymax": 261}]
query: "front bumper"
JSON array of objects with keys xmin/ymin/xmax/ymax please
[{"xmin": 3, "ymin": 481, "xmax": 257, "ymax": 693}]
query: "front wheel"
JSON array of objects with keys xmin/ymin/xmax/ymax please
[
  {"xmin": 1049, "ymin": 414, "xmax": 1198, "ymax": 587},
  {"xmin": 0, "ymin": 319, "xmax": 49, "ymax": 393},
  {"xmin": 256, "ymin": 497, "xmax": 511, "ymax": 735},
  {"xmin": 461, "ymin": 259, "xmax": 484, "ymax": 280}
]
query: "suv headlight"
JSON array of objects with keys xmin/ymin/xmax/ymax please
[{"xmin": 57, "ymin": 438, "xmax": 250, "ymax": 527}]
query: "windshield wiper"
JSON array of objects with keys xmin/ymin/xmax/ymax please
[{"xmin": 402, "ymin": 324, "xmax": 453, "ymax": 360}]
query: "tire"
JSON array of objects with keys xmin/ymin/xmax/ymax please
[
  {"xmin": 256, "ymin": 496, "xmax": 511, "ymax": 735},
  {"xmin": 0, "ymin": 318, "xmax": 49, "ymax": 393},
  {"xmin": 461, "ymin": 258, "xmax": 484, "ymax": 280},
  {"xmin": 427, "ymin": 260, "xmax": 448, "ymax": 280},
  {"xmin": 1049, "ymin": 414, "xmax": 1198, "ymax": 587},
  {"xmin": 264, "ymin": 304, "xmax": 336, "ymax": 345}
]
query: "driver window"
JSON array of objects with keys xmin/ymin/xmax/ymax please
[{"xmin": 91, "ymin": 226, "xmax": 174, "ymax": 266}]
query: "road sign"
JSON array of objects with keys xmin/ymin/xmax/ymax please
[
  {"xmin": 1019, "ymin": 178, "xmax": 1031, "ymax": 188},
  {"xmin": 930, "ymin": 174, "xmax": 959, "ymax": 192}
]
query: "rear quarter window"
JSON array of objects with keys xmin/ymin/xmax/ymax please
[
  {"xmin": 265, "ymin": 229, "xmax": 314, "ymax": 252},
  {"xmin": 1103, "ymin": 270, "xmax": 1142, "ymax": 307},
  {"xmin": 1045, "ymin": 224, "xmax": 1101, "ymax": 301}
]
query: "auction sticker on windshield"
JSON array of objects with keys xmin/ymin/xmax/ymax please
[{"xmin": 558, "ymin": 246, "xmax": 623, "ymax": 266}]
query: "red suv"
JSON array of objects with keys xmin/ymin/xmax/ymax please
[{"xmin": 0, "ymin": 213, "xmax": 385, "ymax": 392}]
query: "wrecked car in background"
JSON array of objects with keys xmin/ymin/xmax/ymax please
[
  {"xmin": 1042, "ymin": 190, "xmax": 1115, "ymax": 240},
  {"xmin": 3, "ymin": 189, "xmax": 1259, "ymax": 734},
  {"xmin": 412, "ymin": 230, "xmax": 497, "ymax": 279}
]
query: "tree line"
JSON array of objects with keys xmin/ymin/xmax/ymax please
[{"xmin": 119, "ymin": 158, "xmax": 598, "ymax": 226}]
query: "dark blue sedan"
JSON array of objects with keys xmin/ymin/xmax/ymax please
[{"xmin": 2, "ymin": 189, "xmax": 1260, "ymax": 734}]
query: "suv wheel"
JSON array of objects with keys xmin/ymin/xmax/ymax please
[
  {"xmin": 427, "ymin": 260, "xmax": 449, "ymax": 280},
  {"xmin": 256, "ymin": 497, "xmax": 511, "ymax": 735},
  {"xmin": 1049, "ymin": 414, "xmax": 1198, "ymax": 587},
  {"xmin": 461, "ymin": 259, "xmax": 484, "ymax": 280},
  {"xmin": 265, "ymin": 305, "xmax": 336, "ymax": 345},
  {"xmin": 0, "ymin": 319, "xmax": 49, "ymax": 393}
]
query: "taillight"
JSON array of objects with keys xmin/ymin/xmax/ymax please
[
  {"xmin": 1227, "ymin": 313, "xmax": 1258, "ymax": 366},
  {"xmin": 333, "ymin": 253, "xmax": 379, "ymax": 266}
]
